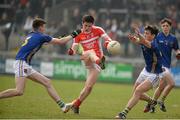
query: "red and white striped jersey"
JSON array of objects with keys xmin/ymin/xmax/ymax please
[{"xmin": 74, "ymin": 26, "xmax": 109, "ymax": 58}]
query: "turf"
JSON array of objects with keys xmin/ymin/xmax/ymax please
[{"xmin": 0, "ymin": 75, "xmax": 180, "ymax": 119}]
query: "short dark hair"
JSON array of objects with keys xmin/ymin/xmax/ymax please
[
  {"xmin": 82, "ymin": 15, "xmax": 94, "ymax": 23},
  {"xmin": 32, "ymin": 18, "xmax": 46, "ymax": 29},
  {"xmin": 144, "ymin": 25, "xmax": 159, "ymax": 36},
  {"xmin": 160, "ymin": 18, "xmax": 172, "ymax": 26}
]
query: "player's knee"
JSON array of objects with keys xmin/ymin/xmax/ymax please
[
  {"xmin": 44, "ymin": 80, "xmax": 52, "ymax": 88},
  {"xmin": 16, "ymin": 90, "xmax": 24, "ymax": 96},
  {"xmin": 168, "ymin": 82, "xmax": 175, "ymax": 89},
  {"xmin": 134, "ymin": 88, "xmax": 143, "ymax": 96}
]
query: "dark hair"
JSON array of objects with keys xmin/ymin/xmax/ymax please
[
  {"xmin": 144, "ymin": 25, "xmax": 159, "ymax": 36},
  {"xmin": 160, "ymin": 18, "xmax": 172, "ymax": 26},
  {"xmin": 82, "ymin": 15, "xmax": 94, "ymax": 23},
  {"xmin": 32, "ymin": 18, "xmax": 46, "ymax": 29}
]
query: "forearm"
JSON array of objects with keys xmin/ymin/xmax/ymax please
[
  {"xmin": 58, "ymin": 35, "xmax": 72, "ymax": 44},
  {"xmin": 137, "ymin": 33, "xmax": 151, "ymax": 48}
]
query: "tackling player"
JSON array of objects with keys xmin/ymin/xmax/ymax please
[
  {"xmin": 0, "ymin": 18, "xmax": 81, "ymax": 113},
  {"xmin": 115, "ymin": 25, "xmax": 165, "ymax": 119},
  {"xmin": 144, "ymin": 18, "xmax": 180, "ymax": 112},
  {"xmin": 65, "ymin": 15, "xmax": 112, "ymax": 114}
]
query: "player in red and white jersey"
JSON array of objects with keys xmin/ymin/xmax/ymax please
[{"xmin": 65, "ymin": 15, "xmax": 112, "ymax": 114}]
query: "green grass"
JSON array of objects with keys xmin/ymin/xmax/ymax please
[{"xmin": 0, "ymin": 75, "xmax": 180, "ymax": 119}]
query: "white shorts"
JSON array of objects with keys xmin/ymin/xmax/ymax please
[
  {"xmin": 136, "ymin": 68, "xmax": 165, "ymax": 88},
  {"xmin": 82, "ymin": 60, "xmax": 101, "ymax": 72},
  {"xmin": 14, "ymin": 60, "xmax": 37, "ymax": 77}
]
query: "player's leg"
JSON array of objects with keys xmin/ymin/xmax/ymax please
[
  {"xmin": 133, "ymin": 82, "xmax": 152, "ymax": 102},
  {"xmin": 157, "ymin": 71, "xmax": 174, "ymax": 112},
  {"xmin": 71, "ymin": 67, "xmax": 100, "ymax": 114},
  {"xmin": 0, "ymin": 77, "xmax": 26, "ymax": 99},
  {"xmin": 133, "ymin": 71, "xmax": 154, "ymax": 104},
  {"xmin": 0, "ymin": 60, "xmax": 27, "ymax": 99},
  {"xmin": 152, "ymin": 78, "xmax": 166, "ymax": 101},
  {"xmin": 27, "ymin": 72, "xmax": 68, "ymax": 112},
  {"xmin": 81, "ymin": 50, "xmax": 105, "ymax": 69},
  {"xmin": 115, "ymin": 79, "xmax": 152, "ymax": 119}
]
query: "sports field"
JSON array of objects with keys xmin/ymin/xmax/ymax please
[{"xmin": 0, "ymin": 75, "xmax": 180, "ymax": 119}]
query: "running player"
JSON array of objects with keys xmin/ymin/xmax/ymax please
[
  {"xmin": 65, "ymin": 15, "xmax": 112, "ymax": 114},
  {"xmin": 115, "ymin": 25, "xmax": 165, "ymax": 119},
  {"xmin": 0, "ymin": 18, "xmax": 81, "ymax": 113},
  {"xmin": 144, "ymin": 18, "xmax": 180, "ymax": 113}
]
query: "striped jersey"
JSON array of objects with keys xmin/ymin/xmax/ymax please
[{"xmin": 74, "ymin": 26, "xmax": 108, "ymax": 58}]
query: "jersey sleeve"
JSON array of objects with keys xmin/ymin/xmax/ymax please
[
  {"xmin": 150, "ymin": 40, "xmax": 157, "ymax": 49},
  {"xmin": 42, "ymin": 34, "xmax": 53, "ymax": 43},
  {"xmin": 97, "ymin": 27, "xmax": 106, "ymax": 37},
  {"xmin": 173, "ymin": 37, "xmax": 179, "ymax": 50},
  {"xmin": 74, "ymin": 36, "xmax": 80, "ymax": 43}
]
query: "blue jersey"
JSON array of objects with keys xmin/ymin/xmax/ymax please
[
  {"xmin": 16, "ymin": 31, "xmax": 52, "ymax": 64},
  {"xmin": 141, "ymin": 39, "xmax": 163, "ymax": 74},
  {"xmin": 156, "ymin": 32, "xmax": 179, "ymax": 68}
]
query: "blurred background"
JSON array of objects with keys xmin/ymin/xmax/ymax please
[{"xmin": 0, "ymin": 0, "xmax": 180, "ymax": 85}]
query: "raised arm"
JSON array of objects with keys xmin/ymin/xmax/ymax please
[{"xmin": 49, "ymin": 29, "xmax": 81, "ymax": 45}]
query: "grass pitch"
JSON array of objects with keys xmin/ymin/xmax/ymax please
[{"xmin": 0, "ymin": 75, "xmax": 180, "ymax": 119}]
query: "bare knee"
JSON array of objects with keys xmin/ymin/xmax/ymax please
[
  {"xmin": 168, "ymin": 82, "xmax": 175, "ymax": 89},
  {"xmin": 134, "ymin": 88, "xmax": 143, "ymax": 97},
  {"xmin": 15, "ymin": 89, "xmax": 24, "ymax": 96},
  {"xmin": 43, "ymin": 79, "xmax": 52, "ymax": 88}
]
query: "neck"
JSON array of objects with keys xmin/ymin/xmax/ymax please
[{"xmin": 163, "ymin": 32, "xmax": 169, "ymax": 36}]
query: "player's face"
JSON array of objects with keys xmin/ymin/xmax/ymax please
[
  {"xmin": 82, "ymin": 22, "xmax": 93, "ymax": 33},
  {"xmin": 39, "ymin": 24, "xmax": 46, "ymax": 33},
  {"xmin": 161, "ymin": 22, "xmax": 171, "ymax": 35},
  {"xmin": 144, "ymin": 30, "xmax": 154, "ymax": 41}
]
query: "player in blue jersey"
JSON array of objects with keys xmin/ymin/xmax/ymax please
[
  {"xmin": 0, "ymin": 18, "xmax": 81, "ymax": 113},
  {"xmin": 115, "ymin": 25, "xmax": 165, "ymax": 119},
  {"xmin": 143, "ymin": 18, "xmax": 180, "ymax": 113}
]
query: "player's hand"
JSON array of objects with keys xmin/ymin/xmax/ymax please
[
  {"xmin": 128, "ymin": 34, "xmax": 140, "ymax": 43},
  {"xmin": 104, "ymin": 41, "xmax": 110, "ymax": 49},
  {"xmin": 58, "ymin": 34, "xmax": 66, "ymax": 38},
  {"xmin": 176, "ymin": 53, "xmax": 180, "ymax": 60},
  {"xmin": 71, "ymin": 29, "xmax": 81, "ymax": 38},
  {"xmin": 67, "ymin": 48, "xmax": 74, "ymax": 55}
]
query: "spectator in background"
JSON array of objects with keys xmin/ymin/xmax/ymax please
[
  {"xmin": 23, "ymin": 16, "xmax": 33, "ymax": 34},
  {"xmin": 70, "ymin": 7, "xmax": 81, "ymax": 29},
  {"xmin": 0, "ymin": 12, "xmax": 13, "ymax": 51}
]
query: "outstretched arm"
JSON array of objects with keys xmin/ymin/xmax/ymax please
[
  {"xmin": 129, "ymin": 26, "xmax": 152, "ymax": 48},
  {"xmin": 102, "ymin": 34, "xmax": 112, "ymax": 48},
  {"xmin": 49, "ymin": 29, "xmax": 81, "ymax": 45}
]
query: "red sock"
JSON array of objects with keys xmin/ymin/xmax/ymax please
[{"xmin": 73, "ymin": 99, "xmax": 82, "ymax": 107}]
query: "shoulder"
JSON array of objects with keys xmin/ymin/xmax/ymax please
[
  {"xmin": 93, "ymin": 26, "xmax": 105, "ymax": 32},
  {"xmin": 169, "ymin": 33, "xmax": 177, "ymax": 39}
]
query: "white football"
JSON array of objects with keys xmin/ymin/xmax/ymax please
[{"xmin": 107, "ymin": 41, "xmax": 121, "ymax": 55}]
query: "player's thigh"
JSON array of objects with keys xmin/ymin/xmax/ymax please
[
  {"xmin": 28, "ymin": 72, "xmax": 51, "ymax": 86},
  {"xmin": 15, "ymin": 77, "xmax": 27, "ymax": 92},
  {"xmin": 136, "ymin": 79, "xmax": 152, "ymax": 93},
  {"xmin": 85, "ymin": 68, "xmax": 100, "ymax": 87}
]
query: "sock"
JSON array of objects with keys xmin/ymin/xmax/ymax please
[
  {"xmin": 73, "ymin": 99, "xmax": 82, "ymax": 107},
  {"xmin": 57, "ymin": 100, "xmax": 65, "ymax": 108},
  {"xmin": 160, "ymin": 96, "xmax": 166, "ymax": 102},
  {"xmin": 122, "ymin": 107, "xmax": 130, "ymax": 115},
  {"xmin": 148, "ymin": 98, "xmax": 154, "ymax": 104}
]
